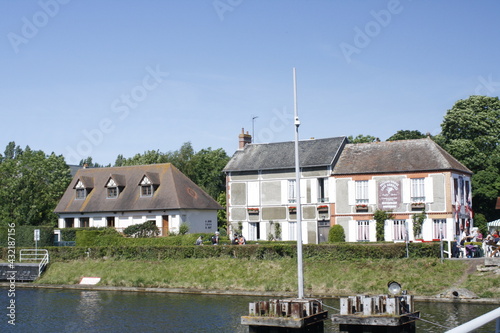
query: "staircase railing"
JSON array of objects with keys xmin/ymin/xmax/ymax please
[{"xmin": 19, "ymin": 249, "xmax": 49, "ymax": 277}]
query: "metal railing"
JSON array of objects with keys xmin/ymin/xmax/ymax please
[
  {"xmin": 19, "ymin": 249, "xmax": 49, "ymax": 277},
  {"xmin": 445, "ymin": 307, "xmax": 500, "ymax": 333}
]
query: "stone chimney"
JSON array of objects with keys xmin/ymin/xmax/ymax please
[{"xmin": 238, "ymin": 128, "xmax": 252, "ymax": 149}]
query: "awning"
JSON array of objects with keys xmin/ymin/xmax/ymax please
[{"xmin": 487, "ymin": 219, "xmax": 500, "ymax": 228}]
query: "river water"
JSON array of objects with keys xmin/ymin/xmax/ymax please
[{"xmin": 0, "ymin": 288, "xmax": 498, "ymax": 332}]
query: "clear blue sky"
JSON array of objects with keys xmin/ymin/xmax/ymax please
[{"xmin": 1, "ymin": 0, "xmax": 499, "ymax": 165}]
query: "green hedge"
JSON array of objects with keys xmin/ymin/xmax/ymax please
[
  {"xmin": 57, "ymin": 227, "xmax": 108, "ymax": 242},
  {"xmin": 75, "ymin": 230, "xmax": 218, "ymax": 247},
  {"xmin": 0, "ymin": 225, "xmax": 54, "ymax": 247},
  {"xmin": 1, "ymin": 242, "xmax": 442, "ymax": 262}
]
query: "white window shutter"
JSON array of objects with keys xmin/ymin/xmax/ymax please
[
  {"xmin": 368, "ymin": 180, "xmax": 376, "ymax": 205},
  {"xmin": 248, "ymin": 181, "xmax": 260, "ymax": 206},
  {"xmin": 281, "ymin": 180, "xmax": 288, "ymax": 205},
  {"xmin": 402, "ymin": 178, "xmax": 411, "ymax": 203},
  {"xmin": 311, "ymin": 179, "xmax": 318, "ymax": 203},
  {"xmin": 348, "ymin": 180, "xmax": 355, "ymax": 205},
  {"xmin": 425, "ymin": 177, "xmax": 434, "ymax": 203},
  {"xmin": 329, "ymin": 178, "xmax": 335, "ymax": 202},
  {"xmin": 300, "ymin": 179, "xmax": 307, "ymax": 203}
]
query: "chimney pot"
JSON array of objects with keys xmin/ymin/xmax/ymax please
[{"xmin": 238, "ymin": 128, "xmax": 252, "ymax": 149}]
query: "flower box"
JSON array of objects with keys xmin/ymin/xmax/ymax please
[
  {"xmin": 317, "ymin": 205, "xmax": 328, "ymax": 212},
  {"xmin": 355, "ymin": 204, "xmax": 368, "ymax": 212},
  {"xmin": 411, "ymin": 203, "xmax": 425, "ymax": 210},
  {"xmin": 288, "ymin": 206, "xmax": 297, "ymax": 214},
  {"xmin": 247, "ymin": 208, "xmax": 259, "ymax": 214}
]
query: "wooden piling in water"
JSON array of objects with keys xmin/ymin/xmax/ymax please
[
  {"xmin": 241, "ymin": 298, "xmax": 328, "ymax": 332},
  {"xmin": 332, "ymin": 295, "xmax": 419, "ymax": 333}
]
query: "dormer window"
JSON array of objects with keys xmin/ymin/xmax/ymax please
[
  {"xmin": 107, "ymin": 187, "xmax": 118, "ymax": 198},
  {"xmin": 140, "ymin": 176, "xmax": 154, "ymax": 197},
  {"xmin": 106, "ymin": 178, "xmax": 119, "ymax": 199},
  {"xmin": 75, "ymin": 180, "xmax": 86, "ymax": 200}
]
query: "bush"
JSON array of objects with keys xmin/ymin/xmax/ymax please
[
  {"xmin": 179, "ymin": 223, "xmax": 189, "ymax": 235},
  {"xmin": 76, "ymin": 229, "xmax": 124, "ymax": 247},
  {"xmin": 328, "ymin": 225, "xmax": 345, "ymax": 243},
  {"xmin": 56, "ymin": 227, "xmax": 112, "ymax": 242},
  {"xmin": 123, "ymin": 221, "xmax": 159, "ymax": 238}
]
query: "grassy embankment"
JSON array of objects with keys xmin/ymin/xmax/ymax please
[{"xmin": 36, "ymin": 258, "xmax": 499, "ymax": 298}]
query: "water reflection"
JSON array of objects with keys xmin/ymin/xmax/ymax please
[{"xmin": 0, "ymin": 288, "xmax": 497, "ymax": 332}]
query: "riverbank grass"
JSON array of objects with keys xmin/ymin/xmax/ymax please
[{"xmin": 36, "ymin": 258, "xmax": 499, "ymax": 297}]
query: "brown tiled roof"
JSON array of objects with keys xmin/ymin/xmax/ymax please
[
  {"xmin": 55, "ymin": 163, "xmax": 222, "ymax": 214},
  {"xmin": 333, "ymin": 138, "xmax": 472, "ymax": 175}
]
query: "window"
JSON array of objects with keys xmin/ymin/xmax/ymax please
[
  {"xmin": 288, "ymin": 180, "xmax": 296, "ymax": 203},
  {"xmin": 141, "ymin": 185, "xmax": 152, "ymax": 197},
  {"xmin": 411, "ymin": 178, "xmax": 425, "ymax": 203},
  {"xmin": 317, "ymin": 178, "xmax": 328, "ymax": 202},
  {"xmin": 357, "ymin": 220, "xmax": 370, "ymax": 241},
  {"xmin": 107, "ymin": 187, "xmax": 118, "ymax": 198},
  {"xmin": 76, "ymin": 188, "xmax": 86, "ymax": 199},
  {"xmin": 80, "ymin": 217, "xmax": 89, "ymax": 228},
  {"xmin": 65, "ymin": 218, "xmax": 74, "ymax": 228},
  {"xmin": 249, "ymin": 222, "xmax": 260, "ymax": 240},
  {"xmin": 140, "ymin": 176, "xmax": 154, "ymax": 197},
  {"xmin": 355, "ymin": 180, "xmax": 369, "ymax": 205},
  {"xmin": 107, "ymin": 216, "xmax": 115, "ymax": 228},
  {"xmin": 393, "ymin": 220, "xmax": 406, "ymax": 241},
  {"xmin": 433, "ymin": 219, "xmax": 447, "ymax": 239},
  {"xmin": 106, "ymin": 178, "xmax": 121, "ymax": 199},
  {"xmin": 75, "ymin": 180, "xmax": 86, "ymax": 199}
]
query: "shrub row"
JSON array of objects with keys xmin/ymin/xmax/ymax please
[
  {"xmin": 0, "ymin": 225, "xmax": 54, "ymax": 247},
  {"xmin": 1, "ymin": 242, "xmax": 441, "ymax": 261}
]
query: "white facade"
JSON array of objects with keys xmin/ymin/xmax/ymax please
[{"xmin": 57, "ymin": 209, "xmax": 217, "ymax": 237}]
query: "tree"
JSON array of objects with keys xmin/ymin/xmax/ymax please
[
  {"xmin": 0, "ymin": 143, "xmax": 72, "ymax": 226},
  {"xmin": 188, "ymin": 148, "xmax": 230, "ymax": 199},
  {"xmin": 439, "ymin": 95, "xmax": 500, "ymax": 220},
  {"xmin": 79, "ymin": 156, "xmax": 107, "ymax": 168},
  {"xmin": 347, "ymin": 134, "xmax": 379, "ymax": 143},
  {"xmin": 387, "ymin": 130, "xmax": 426, "ymax": 141}
]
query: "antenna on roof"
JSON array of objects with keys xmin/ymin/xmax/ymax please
[{"xmin": 252, "ymin": 116, "xmax": 258, "ymax": 143}]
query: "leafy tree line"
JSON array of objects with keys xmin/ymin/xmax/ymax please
[{"xmin": 0, "ymin": 143, "xmax": 71, "ymax": 227}]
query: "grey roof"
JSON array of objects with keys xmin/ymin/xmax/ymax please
[
  {"xmin": 333, "ymin": 138, "xmax": 472, "ymax": 175},
  {"xmin": 55, "ymin": 163, "xmax": 223, "ymax": 214},
  {"xmin": 223, "ymin": 137, "xmax": 347, "ymax": 172}
]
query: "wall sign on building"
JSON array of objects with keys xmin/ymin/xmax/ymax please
[{"xmin": 378, "ymin": 180, "xmax": 401, "ymax": 210}]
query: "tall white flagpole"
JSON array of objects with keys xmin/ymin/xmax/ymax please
[{"xmin": 293, "ymin": 67, "xmax": 304, "ymax": 299}]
